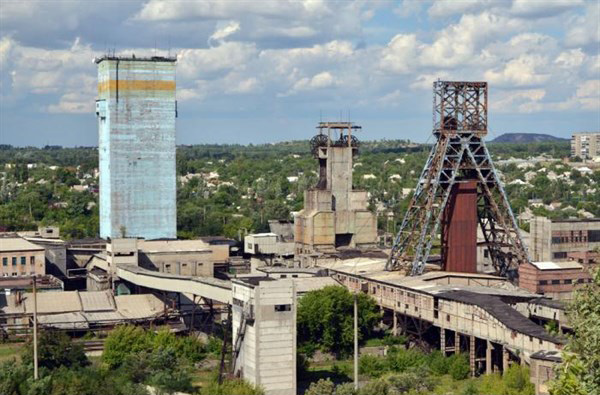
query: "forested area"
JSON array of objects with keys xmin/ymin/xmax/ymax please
[{"xmin": 1, "ymin": 140, "xmax": 597, "ymax": 241}]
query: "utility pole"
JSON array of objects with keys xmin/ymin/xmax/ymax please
[
  {"xmin": 354, "ymin": 292, "xmax": 358, "ymax": 391},
  {"xmin": 32, "ymin": 276, "xmax": 38, "ymax": 380}
]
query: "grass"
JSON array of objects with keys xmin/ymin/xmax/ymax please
[{"xmin": 0, "ymin": 342, "xmax": 24, "ymax": 362}]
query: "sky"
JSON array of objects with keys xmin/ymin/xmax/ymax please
[{"xmin": 0, "ymin": 0, "xmax": 599, "ymax": 147}]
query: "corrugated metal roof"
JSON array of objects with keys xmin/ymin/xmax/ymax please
[
  {"xmin": 37, "ymin": 312, "xmax": 89, "ymax": 329},
  {"xmin": 294, "ymin": 277, "xmax": 338, "ymax": 294},
  {"xmin": 80, "ymin": 291, "xmax": 115, "ymax": 311},
  {"xmin": 437, "ymin": 290, "xmax": 564, "ymax": 344},
  {"xmin": 531, "ymin": 261, "xmax": 583, "ymax": 270},
  {"xmin": 115, "ymin": 294, "xmax": 164, "ymax": 319},
  {"xmin": 24, "ymin": 291, "xmax": 82, "ymax": 314}
]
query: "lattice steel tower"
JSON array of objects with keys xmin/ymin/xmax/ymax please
[{"xmin": 386, "ymin": 81, "xmax": 529, "ymax": 276}]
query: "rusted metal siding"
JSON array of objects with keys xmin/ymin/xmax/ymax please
[
  {"xmin": 97, "ymin": 58, "xmax": 177, "ymax": 240},
  {"xmin": 442, "ymin": 180, "xmax": 478, "ymax": 273}
]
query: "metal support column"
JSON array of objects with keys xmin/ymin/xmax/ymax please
[
  {"xmin": 392, "ymin": 310, "xmax": 398, "ymax": 336},
  {"xmin": 486, "ymin": 340, "xmax": 492, "ymax": 375},
  {"xmin": 440, "ymin": 328, "xmax": 446, "ymax": 354},
  {"xmin": 470, "ymin": 335, "xmax": 476, "ymax": 377},
  {"xmin": 454, "ymin": 331, "xmax": 460, "ymax": 354},
  {"xmin": 502, "ymin": 346, "xmax": 510, "ymax": 372}
]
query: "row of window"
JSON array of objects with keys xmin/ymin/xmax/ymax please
[
  {"xmin": 2, "ymin": 256, "xmax": 35, "ymax": 266},
  {"xmin": 2, "ymin": 272, "xmax": 36, "ymax": 277},
  {"xmin": 538, "ymin": 278, "xmax": 591, "ymax": 286}
]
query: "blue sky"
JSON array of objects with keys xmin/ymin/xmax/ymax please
[{"xmin": 0, "ymin": 0, "xmax": 598, "ymax": 147}]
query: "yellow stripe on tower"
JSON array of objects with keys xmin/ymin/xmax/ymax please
[{"xmin": 97, "ymin": 80, "xmax": 176, "ymax": 93}]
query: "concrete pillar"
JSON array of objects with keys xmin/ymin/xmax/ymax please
[
  {"xmin": 486, "ymin": 340, "xmax": 492, "ymax": 375},
  {"xmin": 470, "ymin": 335, "xmax": 475, "ymax": 377},
  {"xmin": 502, "ymin": 346, "xmax": 510, "ymax": 372},
  {"xmin": 392, "ymin": 311, "xmax": 398, "ymax": 336},
  {"xmin": 454, "ymin": 331, "xmax": 460, "ymax": 354},
  {"xmin": 440, "ymin": 328, "xmax": 446, "ymax": 354}
]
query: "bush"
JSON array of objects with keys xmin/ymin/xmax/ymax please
[
  {"xmin": 385, "ymin": 347, "xmax": 426, "ymax": 372},
  {"xmin": 427, "ymin": 350, "xmax": 449, "ymax": 376},
  {"xmin": 503, "ymin": 364, "xmax": 534, "ymax": 395},
  {"xmin": 21, "ymin": 331, "xmax": 88, "ymax": 371},
  {"xmin": 359, "ymin": 354, "xmax": 387, "ymax": 378},
  {"xmin": 305, "ymin": 378, "xmax": 335, "ymax": 395},
  {"xmin": 448, "ymin": 353, "xmax": 470, "ymax": 380},
  {"xmin": 334, "ymin": 382, "xmax": 356, "ymax": 395},
  {"xmin": 103, "ymin": 325, "xmax": 206, "ymax": 369}
]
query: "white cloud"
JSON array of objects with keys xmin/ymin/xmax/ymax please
[
  {"xmin": 484, "ymin": 54, "xmax": 550, "ymax": 87},
  {"xmin": 510, "ymin": 0, "xmax": 583, "ymax": 18},
  {"xmin": 208, "ymin": 21, "xmax": 241, "ymax": 45},
  {"xmin": 177, "ymin": 42, "xmax": 257, "ymax": 77},
  {"xmin": 419, "ymin": 12, "xmax": 523, "ymax": 68},
  {"xmin": 379, "ymin": 34, "xmax": 419, "ymax": 74},
  {"xmin": 492, "ymin": 89, "xmax": 546, "ymax": 113},
  {"xmin": 565, "ymin": 2, "xmax": 600, "ymax": 49},
  {"xmin": 291, "ymin": 71, "xmax": 335, "ymax": 92},
  {"xmin": 428, "ymin": 0, "xmax": 502, "ymax": 18},
  {"xmin": 554, "ymin": 49, "xmax": 586, "ymax": 68}
]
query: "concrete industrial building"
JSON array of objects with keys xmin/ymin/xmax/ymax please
[
  {"xmin": 0, "ymin": 236, "xmax": 46, "ymax": 277},
  {"xmin": 571, "ymin": 132, "xmax": 600, "ymax": 159},
  {"xmin": 232, "ymin": 278, "xmax": 297, "ymax": 395},
  {"xmin": 294, "ymin": 122, "xmax": 377, "ymax": 266},
  {"xmin": 86, "ymin": 238, "xmax": 229, "ymax": 290},
  {"xmin": 518, "ymin": 261, "xmax": 592, "ymax": 300},
  {"xmin": 530, "ymin": 216, "xmax": 600, "ymax": 263},
  {"xmin": 95, "ymin": 55, "xmax": 177, "ymax": 240}
]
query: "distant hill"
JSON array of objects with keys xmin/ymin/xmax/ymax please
[{"xmin": 490, "ymin": 133, "xmax": 568, "ymax": 143}]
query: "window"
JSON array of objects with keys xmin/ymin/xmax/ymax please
[
  {"xmin": 434, "ymin": 311, "xmax": 439, "ymax": 319},
  {"xmin": 292, "ymin": 275, "xmax": 298, "ymax": 278},
  {"xmin": 484, "ymin": 250, "xmax": 489, "ymax": 258},
  {"xmin": 405, "ymin": 304, "xmax": 409, "ymax": 309},
  {"xmin": 20, "ymin": 257, "xmax": 26, "ymax": 265},
  {"xmin": 553, "ymin": 252, "xmax": 567, "ymax": 259},
  {"xmin": 446, "ymin": 314, "xmax": 450, "ymax": 322},
  {"xmin": 2, "ymin": 257, "xmax": 6, "ymax": 266},
  {"xmin": 281, "ymin": 275, "xmax": 287, "ymax": 278},
  {"xmin": 274, "ymin": 304, "xmax": 291, "ymax": 312},
  {"xmin": 551, "ymin": 279, "xmax": 560, "ymax": 285},
  {"xmin": 564, "ymin": 279, "xmax": 572, "ymax": 285},
  {"xmin": 30, "ymin": 256, "xmax": 35, "ymax": 265},
  {"xmin": 539, "ymin": 280, "xmax": 548, "ymax": 285},
  {"xmin": 12, "ymin": 257, "xmax": 16, "ymax": 266},
  {"xmin": 577, "ymin": 278, "xmax": 585, "ymax": 284}
]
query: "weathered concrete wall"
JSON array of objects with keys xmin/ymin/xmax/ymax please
[
  {"xmin": 97, "ymin": 58, "xmax": 177, "ymax": 240},
  {"xmin": 232, "ymin": 279, "xmax": 296, "ymax": 395}
]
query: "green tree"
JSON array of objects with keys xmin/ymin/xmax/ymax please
[
  {"xmin": 297, "ymin": 286, "xmax": 381, "ymax": 357},
  {"xmin": 22, "ymin": 331, "xmax": 88, "ymax": 371},
  {"xmin": 551, "ymin": 269, "xmax": 600, "ymax": 394}
]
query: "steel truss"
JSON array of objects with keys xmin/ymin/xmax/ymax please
[{"xmin": 386, "ymin": 81, "xmax": 529, "ymax": 276}]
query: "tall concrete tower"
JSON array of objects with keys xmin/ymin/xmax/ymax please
[
  {"xmin": 295, "ymin": 122, "xmax": 377, "ymax": 266},
  {"xmin": 95, "ymin": 56, "xmax": 177, "ymax": 240}
]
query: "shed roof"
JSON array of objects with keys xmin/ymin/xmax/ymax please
[
  {"xmin": 0, "ymin": 237, "xmax": 44, "ymax": 252},
  {"xmin": 437, "ymin": 290, "xmax": 564, "ymax": 344},
  {"xmin": 530, "ymin": 261, "xmax": 583, "ymax": 270}
]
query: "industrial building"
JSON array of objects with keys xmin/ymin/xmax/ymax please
[
  {"xmin": 294, "ymin": 122, "xmax": 378, "ymax": 266},
  {"xmin": 232, "ymin": 278, "xmax": 297, "ymax": 395},
  {"xmin": 518, "ymin": 260, "xmax": 592, "ymax": 300},
  {"xmin": 0, "ymin": 236, "xmax": 46, "ymax": 277},
  {"xmin": 530, "ymin": 216, "xmax": 600, "ymax": 263},
  {"xmin": 95, "ymin": 55, "xmax": 177, "ymax": 240},
  {"xmin": 571, "ymin": 132, "xmax": 600, "ymax": 160},
  {"xmin": 1, "ymin": 290, "xmax": 170, "ymax": 331}
]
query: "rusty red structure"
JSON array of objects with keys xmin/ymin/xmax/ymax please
[
  {"xmin": 386, "ymin": 81, "xmax": 529, "ymax": 276},
  {"xmin": 442, "ymin": 180, "xmax": 478, "ymax": 272}
]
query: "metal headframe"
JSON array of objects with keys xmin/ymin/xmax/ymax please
[{"xmin": 386, "ymin": 81, "xmax": 529, "ymax": 276}]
